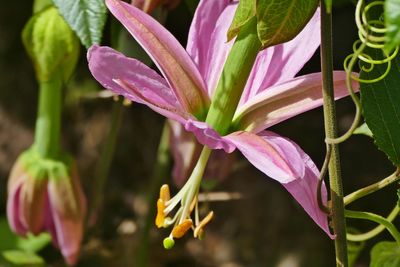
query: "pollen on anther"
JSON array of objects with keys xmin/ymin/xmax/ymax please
[
  {"xmin": 160, "ymin": 184, "xmax": 170, "ymax": 202},
  {"xmin": 171, "ymin": 219, "xmax": 193, "ymax": 238},
  {"xmin": 155, "ymin": 199, "xmax": 166, "ymax": 228}
]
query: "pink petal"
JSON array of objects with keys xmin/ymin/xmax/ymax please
[
  {"xmin": 184, "ymin": 119, "xmax": 235, "ymax": 153},
  {"xmin": 239, "ymin": 9, "xmax": 321, "ymax": 105},
  {"xmin": 169, "ymin": 120, "xmax": 202, "ymax": 186},
  {"xmin": 234, "ymin": 71, "xmax": 357, "ymax": 133},
  {"xmin": 169, "ymin": 120, "xmax": 235, "ymax": 186},
  {"xmin": 186, "ymin": 0, "xmax": 234, "ymax": 95},
  {"xmin": 7, "ymin": 184, "xmax": 28, "ymax": 236},
  {"xmin": 225, "ymin": 130, "xmax": 333, "ymax": 237},
  {"xmin": 88, "ymin": 45, "xmax": 192, "ymax": 124},
  {"xmin": 47, "ymin": 176, "xmax": 86, "ymax": 266},
  {"xmin": 105, "ymin": 0, "xmax": 210, "ymax": 116}
]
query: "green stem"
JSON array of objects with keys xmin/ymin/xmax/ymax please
[
  {"xmin": 344, "ymin": 169, "xmax": 400, "ymax": 205},
  {"xmin": 34, "ymin": 77, "xmax": 63, "ymax": 159},
  {"xmin": 347, "ymin": 205, "xmax": 400, "ymax": 242},
  {"xmin": 136, "ymin": 122, "xmax": 171, "ymax": 267},
  {"xmin": 320, "ymin": 2, "xmax": 348, "ymax": 266},
  {"xmin": 89, "ymin": 98, "xmax": 124, "ymax": 221},
  {"xmin": 205, "ymin": 16, "xmax": 261, "ymax": 135},
  {"xmin": 345, "ymin": 209, "xmax": 400, "ymax": 245}
]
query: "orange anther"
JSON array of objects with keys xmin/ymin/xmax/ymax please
[
  {"xmin": 159, "ymin": 184, "xmax": 170, "ymax": 202},
  {"xmin": 171, "ymin": 219, "xmax": 193, "ymax": 239},
  {"xmin": 155, "ymin": 199, "xmax": 166, "ymax": 228},
  {"xmin": 194, "ymin": 211, "xmax": 214, "ymax": 238}
]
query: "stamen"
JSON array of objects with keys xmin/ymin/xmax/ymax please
[
  {"xmin": 160, "ymin": 184, "xmax": 170, "ymax": 202},
  {"xmin": 194, "ymin": 211, "xmax": 214, "ymax": 239},
  {"xmin": 155, "ymin": 199, "xmax": 166, "ymax": 228},
  {"xmin": 171, "ymin": 219, "xmax": 193, "ymax": 238}
]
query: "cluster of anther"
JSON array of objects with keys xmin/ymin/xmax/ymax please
[{"xmin": 155, "ymin": 184, "xmax": 214, "ymax": 249}]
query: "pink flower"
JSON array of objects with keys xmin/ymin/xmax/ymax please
[
  {"xmin": 7, "ymin": 150, "xmax": 86, "ymax": 265},
  {"xmin": 88, "ymin": 0, "xmax": 356, "ymax": 237}
]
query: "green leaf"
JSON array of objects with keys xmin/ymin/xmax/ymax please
[
  {"xmin": 0, "ymin": 218, "xmax": 18, "ymax": 251},
  {"xmin": 53, "ymin": 0, "xmax": 107, "ymax": 48},
  {"xmin": 384, "ymin": 0, "xmax": 400, "ymax": 54},
  {"xmin": 353, "ymin": 123, "xmax": 373, "ymax": 138},
  {"xmin": 227, "ymin": 0, "xmax": 256, "ymax": 41},
  {"xmin": 2, "ymin": 250, "xmax": 45, "ymax": 266},
  {"xmin": 370, "ymin": 241, "xmax": 400, "ymax": 267},
  {"xmin": 22, "ymin": 7, "xmax": 80, "ymax": 82},
  {"xmin": 256, "ymin": 0, "xmax": 318, "ymax": 49},
  {"xmin": 360, "ymin": 52, "xmax": 400, "ymax": 166}
]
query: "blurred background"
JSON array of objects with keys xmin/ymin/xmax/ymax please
[{"xmin": 0, "ymin": 0, "xmax": 398, "ymax": 266}]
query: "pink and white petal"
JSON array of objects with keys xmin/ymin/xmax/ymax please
[
  {"xmin": 184, "ymin": 119, "xmax": 236, "ymax": 153},
  {"xmin": 204, "ymin": 3, "xmax": 237, "ymax": 97},
  {"xmin": 239, "ymin": 9, "xmax": 321, "ymax": 105},
  {"xmin": 225, "ymin": 131, "xmax": 303, "ymax": 183},
  {"xmin": 105, "ymin": 0, "xmax": 210, "ymax": 115},
  {"xmin": 88, "ymin": 45, "xmax": 191, "ymax": 124},
  {"xmin": 186, "ymin": 0, "xmax": 231, "ymax": 76},
  {"xmin": 234, "ymin": 71, "xmax": 357, "ymax": 133},
  {"xmin": 225, "ymin": 130, "xmax": 333, "ymax": 237}
]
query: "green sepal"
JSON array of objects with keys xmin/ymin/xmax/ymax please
[
  {"xmin": 17, "ymin": 147, "xmax": 73, "ymax": 182},
  {"xmin": 22, "ymin": 6, "xmax": 80, "ymax": 83},
  {"xmin": 227, "ymin": 0, "xmax": 256, "ymax": 41},
  {"xmin": 370, "ymin": 241, "xmax": 400, "ymax": 267},
  {"xmin": 33, "ymin": 0, "xmax": 53, "ymax": 14}
]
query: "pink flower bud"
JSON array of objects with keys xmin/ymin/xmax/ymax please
[{"xmin": 6, "ymin": 149, "xmax": 86, "ymax": 266}]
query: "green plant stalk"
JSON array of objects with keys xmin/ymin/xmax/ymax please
[
  {"xmin": 347, "ymin": 205, "xmax": 400, "ymax": 242},
  {"xmin": 320, "ymin": 2, "xmax": 348, "ymax": 266},
  {"xmin": 34, "ymin": 77, "xmax": 63, "ymax": 159},
  {"xmin": 344, "ymin": 169, "xmax": 400, "ymax": 205},
  {"xmin": 136, "ymin": 122, "xmax": 171, "ymax": 267},
  {"xmin": 89, "ymin": 98, "xmax": 124, "ymax": 221},
  {"xmin": 345, "ymin": 209, "xmax": 400, "ymax": 245},
  {"xmin": 205, "ymin": 16, "xmax": 261, "ymax": 135}
]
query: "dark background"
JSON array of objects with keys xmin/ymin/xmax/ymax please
[{"xmin": 0, "ymin": 0, "xmax": 397, "ymax": 266}]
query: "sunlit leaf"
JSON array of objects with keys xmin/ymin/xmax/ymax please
[
  {"xmin": 385, "ymin": 0, "xmax": 400, "ymax": 53},
  {"xmin": 227, "ymin": 0, "xmax": 256, "ymax": 41},
  {"xmin": 256, "ymin": 0, "xmax": 318, "ymax": 49},
  {"xmin": 53, "ymin": 0, "xmax": 107, "ymax": 48}
]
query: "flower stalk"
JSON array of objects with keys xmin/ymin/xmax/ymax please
[
  {"xmin": 320, "ymin": 1, "xmax": 348, "ymax": 266},
  {"xmin": 205, "ymin": 16, "xmax": 261, "ymax": 135},
  {"xmin": 34, "ymin": 77, "xmax": 63, "ymax": 159}
]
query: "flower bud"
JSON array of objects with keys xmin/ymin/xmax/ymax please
[
  {"xmin": 22, "ymin": 6, "xmax": 80, "ymax": 82},
  {"xmin": 6, "ymin": 148, "xmax": 86, "ymax": 265}
]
